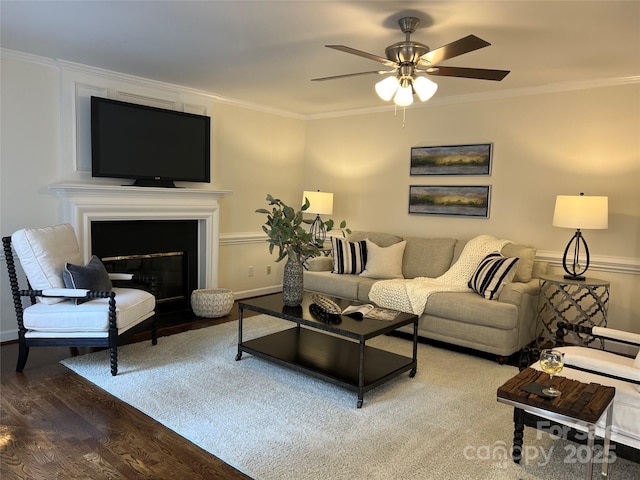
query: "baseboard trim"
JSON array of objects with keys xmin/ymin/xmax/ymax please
[
  {"xmin": 1, "ymin": 328, "xmax": 19, "ymax": 343},
  {"xmin": 233, "ymin": 286, "xmax": 281, "ymax": 300}
]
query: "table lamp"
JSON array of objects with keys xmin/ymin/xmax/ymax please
[
  {"xmin": 302, "ymin": 190, "xmax": 333, "ymax": 247},
  {"xmin": 552, "ymin": 193, "xmax": 608, "ymax": 280}
]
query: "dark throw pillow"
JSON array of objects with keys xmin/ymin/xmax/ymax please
[{"xmin": 63, "ymin": 255, "xmax": 113, "ymax": 303}]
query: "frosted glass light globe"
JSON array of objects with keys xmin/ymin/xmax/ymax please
[
  {"xmin": 375, "ymin": 76, "xmax": 399, "ymax": 101},
  {"xmin": 413, "ymin": 76, "xmax": 438, "ymax": 102}
]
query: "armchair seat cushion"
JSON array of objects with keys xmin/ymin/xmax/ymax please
[{"xmin": 23, "ymin": 287, "xmax": 155, "ymax": 334}]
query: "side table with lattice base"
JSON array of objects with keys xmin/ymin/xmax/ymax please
[{"xmin": 536, "ymin": 274, "xmax": 609, "ymax": 349}]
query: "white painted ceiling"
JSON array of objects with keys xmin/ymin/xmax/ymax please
[{"xmin": 2, "ymin": 1, "xmax": 639, "ymax": 116}]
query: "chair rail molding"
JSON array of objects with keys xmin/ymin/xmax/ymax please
[
  {"xmin": 49, "ymin": 182, "xmax": 231, "ymax": 288},
  {"xmin": 536, "ymin": 250, "xmax": 640, "ymax": 276}
]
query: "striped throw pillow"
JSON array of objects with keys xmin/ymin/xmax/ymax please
[
  {"xmin": 468, "ymin": 253, "xmax": 520, "ymax": 300},
  {"xmin": 331, "ymin": 237, "xmax": 367, "ymax": 274}
]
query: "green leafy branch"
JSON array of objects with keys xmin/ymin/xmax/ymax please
[{"xmin": 256, "ymin": 194, "xmax": 350, "ymax": 264}]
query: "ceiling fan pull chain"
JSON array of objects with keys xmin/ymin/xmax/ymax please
[{"xmin": 402, "ymin": 106, "xmax": 406, "ymax": 128}]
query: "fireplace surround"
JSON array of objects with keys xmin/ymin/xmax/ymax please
[{"xmin": 49, "ymin": 183, "xmax": 229, "ymax": 310}]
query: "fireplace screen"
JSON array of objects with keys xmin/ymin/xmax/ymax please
[
  {"xmin": 91, "ymin": 219, "xmax": 199, "ymax": 316},
  {"xmin": 101, "ymin": 251, "xmax": 187, "ymax": 304}
]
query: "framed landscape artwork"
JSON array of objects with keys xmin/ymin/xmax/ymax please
[
  {"xmin": 410, "ymin": 144, "xmax": 492, "ymax": 176},
  {"xmin": 409, "ymin": 185, "xmax": 491, "ymax": 218}
]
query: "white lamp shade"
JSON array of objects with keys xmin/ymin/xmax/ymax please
[
  {"xmin": 302, "ymin": 191, "xmax": 333, "ymax": 215},
  {"xmin": 394, "ymin": 84, "xmax": 414, "ymax": 106},
  {"xmin": 375, "ymin": 76, "xmax": 399, "ymax": 101},
  {"xmin": 552, "ymin": 195, "xmax": 608, "ymax": 229},
  {"xmin": 413, "ymin": 76, "xmax": 438, "ymax": 102}
]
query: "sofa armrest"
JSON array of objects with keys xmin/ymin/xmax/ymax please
[
  {"xmin": 497, "ymin": 279, "xmax": 540, "ymax": 307},
  {"xmin": 307, "ymin": 256, "xmax": 333, "ymax": 272}
]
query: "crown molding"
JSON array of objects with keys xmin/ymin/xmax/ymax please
[
  {"xmin": 306, "ymin": 75, "xmax": 640, "ymax": 120},
  {"xmin": 1, "ymin": 48, "xmax": 58, "ymax": 67},
  {"xmin": 4, "ymin": 48, "xmax": 637, "ymax": 122},
  {"xmin": 1, "ymin": 48, "xmax": 304, "ymax": 120}
]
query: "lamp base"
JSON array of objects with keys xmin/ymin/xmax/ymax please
[
  {"xmin": 563, "ymin": 274, "xmax": 586, "ymax": 281},
  {"xmin": 309, "ymin": 214, "xmax": 326, "ymax": 247},
  {"xmin": 561, "ymin": 229, "xmax": 590, "ymax": 282}
]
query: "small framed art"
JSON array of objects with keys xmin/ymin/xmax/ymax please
[
  {"xmin": 409, "ymin": 185, "xmax": 491, "ymax": 218},
  {"xmin": 410, "ymin": 144, "xmax": 492, "ymax": 176}
]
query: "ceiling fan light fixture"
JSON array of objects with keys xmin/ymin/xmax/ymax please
[
  {"xmin": 413, "ymin": 76, "xmax": 438, "ymax": 102},
  {"xmin": 394, "ymin": 84, "xmax": 414, "ymax": 106},
  {"xmin": 375, "ymin": 76, "xmax": 399, "ymax": 101}
]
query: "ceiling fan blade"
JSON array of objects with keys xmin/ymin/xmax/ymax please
[
  {"xmin": 426, "ymin": 66, "xmax": 510, "ymax": 81},
  {"xmin": 311, "ymin": 70, "xmax": 396, "ymax": 82},
  {"xmin": 326, "ymin": 45, "xmax": 397, "ymax": 67},
  {"xmin": 419, "ymin": 35, "xmax": 491, "ymax": 66},
  {"xmin": 311, "ymin": 70, "xmax": 395, "ymax": 82}
]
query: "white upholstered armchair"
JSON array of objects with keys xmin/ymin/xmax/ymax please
[
  {"xmin": 529, "ymin": 322, "xmax": 640, "ymax": 457},
  {"xmin": 3, "ymin": 224, "xmax": 157, "ymax": 376}
]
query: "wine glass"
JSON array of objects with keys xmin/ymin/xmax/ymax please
[{"xmin": 539, "ymin": 349, "xmax": 564, "ymax": 397}]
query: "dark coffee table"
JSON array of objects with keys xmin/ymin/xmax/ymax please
[{"xmin": 235, "ymin": 293, "xmax": 419, "ymax": 408}]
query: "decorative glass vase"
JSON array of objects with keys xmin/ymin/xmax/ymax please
[{"xmin": 282, "ymin": 256, "xmax": 304, "ymax": 307}]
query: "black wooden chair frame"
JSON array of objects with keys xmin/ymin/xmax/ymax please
[{"xmin": 3, "ymin": 235, "xmax": 158, "ymax": 376}]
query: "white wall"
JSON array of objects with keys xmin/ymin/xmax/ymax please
[
  {"xmin": 303, "ymin": 84, "xmax": 640, "ymax": 332},
  {"xmin": 215, "ymin": 101, "xmax": 306, "ymax": 296},
  {"xmin": 1, "ymin": 51, "xmax": 638, "ymax": 342},
  {"xmin": 1, "ymin": 57, "xmax": 64, "ymax": 341}
]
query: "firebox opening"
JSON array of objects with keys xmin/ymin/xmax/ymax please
[{"xmin": 91, "ymin": 220, "xmax": 199, "ymax": 317}]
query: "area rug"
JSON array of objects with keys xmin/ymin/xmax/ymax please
[{"xmin": 61, "ymin": 316, "xmax": 639, "ymax": 480}]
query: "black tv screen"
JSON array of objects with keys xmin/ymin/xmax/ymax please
[{"xmin": 91, "ymin": 96, "xmax": 211, "ymax": 187}]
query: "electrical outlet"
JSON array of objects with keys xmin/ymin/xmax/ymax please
[
  {"xmin": 248, "ymin": 266, "xmax": 254, "ymax": 277},
  {"xmin": 266, "ymin": 265, "xmax": 272, "ymax": 275}
]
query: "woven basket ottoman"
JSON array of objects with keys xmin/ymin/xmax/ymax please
[{"xmin": 191, "ymin": 288, "xmax": 235, "ymax": 318}]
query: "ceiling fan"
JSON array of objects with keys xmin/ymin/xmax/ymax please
[{"xmin": 312, "ymin": 17, "xmax": 510, "ymax": 106}]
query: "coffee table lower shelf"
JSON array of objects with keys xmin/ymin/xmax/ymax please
[{"xmin": 237, "ymin": 327, "xmax": 415, "ymax": 407}]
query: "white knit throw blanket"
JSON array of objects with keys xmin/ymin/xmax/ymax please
[{"xmin": 368, "ymin": 235, "xmax": 511, "ymax": 315}]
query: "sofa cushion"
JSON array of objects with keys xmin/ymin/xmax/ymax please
[
  {"xmin": 347, "ymin": 231, "xmax": 403, "ymax": 247},
  {"xmin": 468, "ymin": 253, "xmax": 520, "ymax": 300},
  {"xmin": 63, "ymin": 255, "xmax": 113, "ymax": 304},
  {"xmin": 11, "ymin": 224, "xmax": 83, "ymax": 305},
  {"xmin": 330, "ymin": 237, "xmax": 367, "ymax": 274},
  {"xmin": 402, "ymin": 237, "xmax": 457, "ymax": 279},
  {"xmin": 304, "ymin": 271, "xmax": 360, "ymax": 299},
  {"xmin": 501, "ymin": 243, "xmax": 536, "ymax": 282},
  {"xmin": 425, "ymin": 292, "xmax": 519, "ymax": 330},
  {"xmin": 360, "ymin": 239, "xmax": 406, "ymax": 279},
  {"xmin": 307, "ymin": 256, "xmax": 333, "ymax": 272}
]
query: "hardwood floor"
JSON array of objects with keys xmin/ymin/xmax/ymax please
[{"xmin": 1, "ymin": 303, "xmax": 258, "ymax": 480}]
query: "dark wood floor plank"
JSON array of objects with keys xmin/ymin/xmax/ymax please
[{"xmin": 1, "ymin": 302, "xmax": 255, "ymax": 480}]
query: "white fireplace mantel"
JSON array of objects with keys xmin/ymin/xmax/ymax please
[{"xmin": 49, "ymin": 182, "xmax": 231, "ymax": 288}]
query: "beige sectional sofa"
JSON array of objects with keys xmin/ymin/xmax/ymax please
[{"xmin": 304, "ymin": 231, "xmax": 547, "ymax": 358}]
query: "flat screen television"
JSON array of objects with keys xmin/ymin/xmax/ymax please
[{"xmin": 91, "ymin": 96, "xmax": 211, "ymax": 188}]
